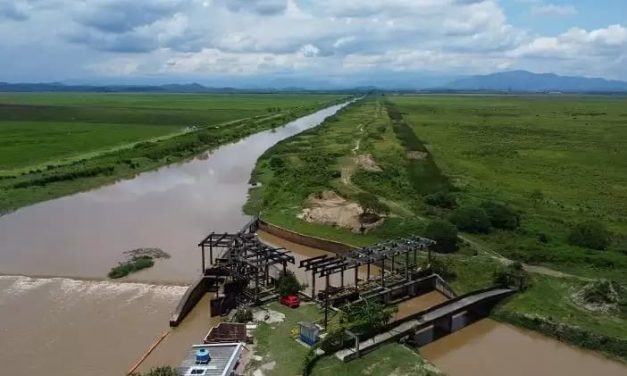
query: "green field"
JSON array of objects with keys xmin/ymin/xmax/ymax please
[
  {"xmin": 0, "ymin": 92, "xmax": 345, "ymax": 212},
  {"xmin": 391, "ymin": 94, "xmax": 627, "ymax": 281},
  {"xmin": 247, "ymin": 94, "xmax": 627, "ymax": 359}
]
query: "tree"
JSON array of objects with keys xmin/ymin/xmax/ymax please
[
  {"xmin": 355, "ymin": 192, "xmax": 389, "ymax": 224},
  {"xmin": 341, "ymin": 299, "xmax": 396, "ymax": 336},
  {"xmin": 424, "ymin": 220, "xmax": 458, "ymax": 253},
  {"xmin": 450, "ymin": 206, "xmax": 491, "ymax": 234},
  {"xmin": 480, "ymin": 201, "xmax": 520, "ymax": 230},
  {"xmin": 568, "ymin": 220, "xmax": 611, "ymax": 250},
  {"xmin": 424, "ymin": 191, "xmax": 457, "ymax": 209},
  {"xmin": 277, "ymin": 270, "xmax": 302, "ymax": 297}
]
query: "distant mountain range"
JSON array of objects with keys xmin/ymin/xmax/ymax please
[
  {"xmin": 441, "ymin": 70, "xmax": 627, "ymax": 93},
  {"xmin": 1, "ymin": 71, "xmax": 626, "ymax": 93}
]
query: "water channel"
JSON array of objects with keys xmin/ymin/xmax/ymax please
[
  {"xmin": 0, "ymin": 102, "xmax": 348, "ymax": 376},
  {"xmin": 0, "ymin": 100, "xmax": 625, "ymax": 375}
]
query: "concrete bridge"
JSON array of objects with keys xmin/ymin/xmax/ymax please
[{"xmin": 336, "ymin": 286, "xmax": 515, "ymax": 361}]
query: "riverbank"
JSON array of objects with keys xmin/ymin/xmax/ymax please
[
  {"xmin": 0, "ymin": 94, "xmax": 349, "ymax": 214},
  {"xmin": 244, "ymin": 95, "xmax": 627, "ymax": 362},
  {"xmin": 0, "ymin": 101, "xmax": 356, "ymax": 376}
]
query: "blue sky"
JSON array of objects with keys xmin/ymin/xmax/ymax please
[{"xmin": 0, "ymin": 0, "xmax": 625, "ymax": 87}]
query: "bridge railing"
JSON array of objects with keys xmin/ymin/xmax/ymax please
[{"xmin": 374, "ymin": 286, "xmax": 512, "ymax": 336}]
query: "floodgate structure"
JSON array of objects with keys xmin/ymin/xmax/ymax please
[{"xmin": 169, "ymin": 216, "xmax": 517, "ymax": 366}]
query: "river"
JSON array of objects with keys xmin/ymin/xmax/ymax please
[
  {"xmin": 421, "ymin": 318, "xmax": 627, "ymax": 376},
  {"xmin": 0, "ymin": 102, "xmax": 349, "ymax": 376}
]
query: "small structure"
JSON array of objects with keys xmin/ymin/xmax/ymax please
[
  {"xmin": 204, "ymin": 323, "xmax": 248, "ymax": 344},
  {"xmin": 178, "ymin": 343, "xmax": 246, "ymax": 376},
  {"xmin": 298, "ymin": 322, "xmax": 320, "ymax": 346}
]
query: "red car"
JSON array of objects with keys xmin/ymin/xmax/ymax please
[{"xmin": 280, "ymin": 294, "xmax": 300, "ymax": 308}]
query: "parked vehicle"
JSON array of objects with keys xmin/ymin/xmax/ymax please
[{"xmin": 280, "ymin": 294, "xmax": 300, "ymax": 308}]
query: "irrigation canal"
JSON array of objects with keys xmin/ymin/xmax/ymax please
[{"xmin": 0, "ymin": 100, "xmax": 625, "ymax": 375}]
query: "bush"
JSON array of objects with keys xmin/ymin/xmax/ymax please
[
  {"xmin": 131, "ymin": 367, "xmax": 178, "ymax": 376},
  {"xmin": 568, "ymin": 220, "xmax": 611, "ymax": 250},
  {"xmin": 277, "ymin": 270, "xmax": 302, "ymax": 297},
  {"xmin": 424, "ymin": 191, "xmax": 457, "ymax": 209},
  {"xmin": 233, "ymin": 306, "xmax": 253, "ymax": 323},
  {"xmin": 480, "ymin": 201, "xmax": 520, "ymax": 230},
  {"xmin": 450, "ymin": 206, "xmax": 491, "ymax": 234},
  {"xmin": 341, "ymin": 299, "xmax": 396, "ymax": 336},
  {"xmin": 355, "ymin": 192, "xmax": 389, "ymax": 216},
  {"xmin": 426, "ymin": 255, "xmax": 457, "ymax": 280},
  {"xmin": 493, "ymin": 261, "xmax": 530, "ymax": 290},
  {"xmin": 108, "ymin": 256, "xmax": 155, "ymax": 279},
  {"xmin": 424, "ymin": 220, "xmax": 458, "ymax": 253}
]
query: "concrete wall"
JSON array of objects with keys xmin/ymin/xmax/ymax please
[
  {"xmin": 450, "ymin": 311, "xmax": 471, "ymax": 332},
  {"xmin": 258, "ymin": 219, "xmax": 355, "ymax": 254},
  {"xmin": 170, "ymin": 276, "xmax": 211, "ymax": 327},
  {"xmin": 413, "ymin": 325, "xmax": 435, "ymax": 346}
]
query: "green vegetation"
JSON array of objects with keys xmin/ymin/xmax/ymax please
[
  {"xmin": 450, "ymin": 206, "xmax": 492, "ymax": 234},
  {"xmin": 0, "ymin": 92, "xmax": 345, "ymax": 212},
  {"xmin": 390, "ymin": 94, "xmax": 627, "ymax": 282},
  {"xmin": 424, "ymin": 191, "xmax": 457, "ymax": 209},
  {"xmin": 424, "ymin": 220, "xmax": 458, "ymax": 253},
  {"xmin": 340, "ymin": 299, "xmax": 396, "ymax": 336},
  {"xmin": 568, "ymin": 220, "xmax": 611, "ymax": 250},
  {"xmin": 276, "ymin": 270, "xmax": 303, "ymax": 297},
  {"xmin": 247, "ymin": 302, "xmax": 322, "ymax": 376},
  {"xmin": 108, "ymin": 256, "xmax": 155, "ymax": 279},
  {"xmin": 249, "ymin": 302, "xmax": 442, "ymax": 376},
  {"xmin": 130, "ymin": 367, "xmax": 177, "ymax": 376},
  {"xmin": 312, "ymin": 343, "xmax": 443, "ymax": 376},
  {"xmin": 248, "ymin": 94, "xmax": 627, "ymax": 359},
  {"xmin": 247, "ymin": 98, "xmax": 429, "ymax": 246}
]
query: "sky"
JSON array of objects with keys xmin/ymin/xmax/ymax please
[{"xmin": 0, "ymin": 0, "xmax": 626, "ymax": 87}]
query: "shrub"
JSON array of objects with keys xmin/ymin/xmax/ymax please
[
  {"xmin": 131, "ymin": 366, "xmax": 178, "ymax": 376},
  {"xmin": 424, "ymin": 191, "xmax": 457, "ymax": 209},
  {"xmin": 277, "ymin": 270, "xmax": 302, "ymax": 297},
  {"xmin": 426, "ymin": 255, "xmax": 457, "ymax": 280},
  {"xmin": 268, "ymin": 156, "xmax": 286, "ymax": 171},
  {"xmin": 424, "ymin": 220, "xmax": 458, "ymax": 253},
  {"xmin": 480, "ymin": 201, "xmax": 520, "ymax": 230},
  {"xmin": 341, "ymin": 299, "xmax": 396, "ymax": 336},
  {"xmin": 355, "ymin": 192, "xmax": 389, "ymax": 225},
  {"xmin": 233, "ymin": 306, "xmax": 253, "ymax": 323},
  {"xmin": 108, "ymin": 256, "xmax": 155, "ymax": 279},
  {"xmin": 450, "ymin": 206, "xmax": 491, "ymax": 234},
  {"xmin": 319, "ymin": 328, "xmax": 346, "ymax": 353},
  {"xmin": 568, "ymin": 220, "xmax": 611, "ymax": 250},
  {"xmin": 493, "ymin": 261, "xmax": 530, "ymax": 290}
]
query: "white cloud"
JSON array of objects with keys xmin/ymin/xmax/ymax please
[{"xmin": 0, "ymin": 0, "xmax": 625, "ymax": 82}]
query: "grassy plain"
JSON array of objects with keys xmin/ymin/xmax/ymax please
[
  {"xmin": 246, "ymin": 94, "xmax": 627, "ymax": 359},
  {"xmin": 247, "ymin": 97, "xmax": 427, "ymax": 246},
  {"xmin": 391, "ymin": 94, "xmax": 627, "ymax": 282},
  {"xmin": 0, "ymin": 92, "xmax": 345, "ymax": 212}
]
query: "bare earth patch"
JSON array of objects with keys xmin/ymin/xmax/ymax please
[
  {"xmin": 355, "ymin": 153, "xmax": 382, "ymax": 172},
  {"xmin": 252, "ymin": 308, "xmax": 285, "ymax": 324},
  {"xmin": 406, "ymin": 151, "xmax": 428, "ymax": 160},
  {"xmin": 298, "ymin": 191, "xmax": 383, "ymax": 233}
]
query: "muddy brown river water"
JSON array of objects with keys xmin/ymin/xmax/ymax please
[
  {"xmin": 1, "ymin": 100, "xmax": 626, "ymax": 376},
  {"xmin": 0, "ymin": 103, "xmax": 348, "ymax": 376},
  {"xmin": 421, "ymin": 319, "xmax": 627, "ymax": 376}
]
